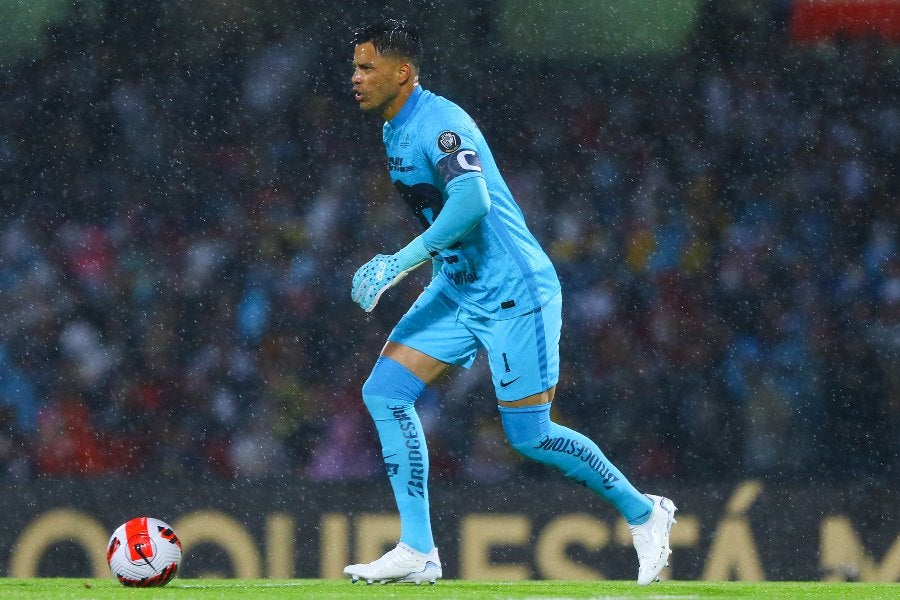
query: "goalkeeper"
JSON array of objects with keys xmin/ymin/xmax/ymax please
[{"xmin": 345, "ymin": 19, "xmax": 676, "ymax": 586}]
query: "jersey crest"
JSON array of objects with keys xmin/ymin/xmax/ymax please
[{"xmin": 437, "ymin": 131, "xmax": 462, "ymax": 153}]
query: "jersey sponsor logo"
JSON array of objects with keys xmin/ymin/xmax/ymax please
[
  {"xmin": 387, "ymin": 156, "xmax": 415, "ymax": 172},
  {"xmin": 448, "ymin": 269, "xmax": 478, "ymax": 285},
  {"xmin": 437, "ymin": 149, "xmax": 483, "ymax": 184},
  {"xmin": 437, "ymin": 131, "xmax": 462, "ymax": 153}
]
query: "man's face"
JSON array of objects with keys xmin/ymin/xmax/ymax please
[{"xmin": 351, "ymin": 42, "xmax": 404, "ymax": 120}]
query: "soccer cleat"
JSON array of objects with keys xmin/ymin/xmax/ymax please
[
  {"xmin": 343, "ymin": 542, "xmax": 442, "ymax": 585},
  {"xmin": 630, "ymin": 494, "xmax": 677, "ymax": 585}
]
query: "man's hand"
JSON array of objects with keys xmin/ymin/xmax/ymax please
[{"xmin": 351, "ymin": 253, "xmax": 424, "ymax": 312}]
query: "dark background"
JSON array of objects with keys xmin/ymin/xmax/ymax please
[{"xmin": 0, "ymin": 0, "xmax": 896, "ymax": 551}]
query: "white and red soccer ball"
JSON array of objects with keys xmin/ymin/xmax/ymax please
[{"xmin": 107, "ymin": 517, "xmax": 182, "ymax": 587}]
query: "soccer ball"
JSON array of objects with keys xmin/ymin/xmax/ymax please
[{"xmin": 107, "ymin": 517, "xmax": 182, "ymax": 587}]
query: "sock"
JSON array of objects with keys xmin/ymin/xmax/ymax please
[
  {"xmin": 362, "ymin": 356, "xmax": 434, "ymax": 553},
  {"xmin": 499, "ymin": 403, "xmax": 653, "ymax": 525}
]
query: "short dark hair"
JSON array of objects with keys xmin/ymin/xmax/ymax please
[{"xmin": 352, "ymin": 19, "xmax": 423, "ymax": 68}]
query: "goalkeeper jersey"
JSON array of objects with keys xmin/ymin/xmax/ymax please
[{"xmin": 382, "ymin": 86, "xmax": 560, "ymax": 320}]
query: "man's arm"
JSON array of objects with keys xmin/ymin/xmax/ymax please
[
  {"xmin": 351, "ymin": 176, "xmax": 491, "ymax": 312},
  {"xmin": 421, "ymin": 176, "xmax": 490, "ymax": 252}
]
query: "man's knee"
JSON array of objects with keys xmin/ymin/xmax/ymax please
[
  {"xmin": 498, "ymin": 404, "xmax": 552, "ymax": 456},
  {"xmin": 506, "ymin": 433, "xmax": 542, "ymax": 457},
  {"xmin": 362, "ymin": 356, "xmax": 427, "ymax": 412}
]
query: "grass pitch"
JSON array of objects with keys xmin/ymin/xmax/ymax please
[{"xmin": 0, "ymin": 578, "xmax": 897, "ymax": 599}]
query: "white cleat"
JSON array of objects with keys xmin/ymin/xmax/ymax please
[
  {"xmin": 343, "ymin": 542, "xmax": 442, "ymax": 585},
  {"xmin": 630, "ymin": 494, "xmax": 677, "ymax": 585}
]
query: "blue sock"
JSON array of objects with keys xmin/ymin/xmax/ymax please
[
  {"xmin": 362, "ymin": 357, "xmax": 434, "ymax": 553},
  {"xmin": 499, "ymin": 403, "xmax": 653, "ymax": 525}
]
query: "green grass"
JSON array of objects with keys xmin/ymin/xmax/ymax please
[{"xmin": 0, "ymin": 579, "xmax": 897, "ymax": 599}]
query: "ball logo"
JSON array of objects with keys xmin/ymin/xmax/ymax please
[{"xmin": 437, "ymin": 131, "xmax": 461, "ymax": 153}]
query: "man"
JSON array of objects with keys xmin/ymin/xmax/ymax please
[{"xmin": 344, "ymin": 19, "xmax": 676, "ymax": 586}]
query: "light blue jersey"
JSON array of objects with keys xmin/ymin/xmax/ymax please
[{"xmin": 383, "ymin": 86, "xmax": 560, "ymax": 319}]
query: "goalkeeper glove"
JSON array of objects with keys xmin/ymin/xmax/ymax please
[{"xmin": 351, "ymin": 235, "xmax": 431, "ymax": 312}]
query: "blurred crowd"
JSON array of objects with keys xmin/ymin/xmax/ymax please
[{"xmin": 0, "ymin": 1, "xmax": 896, "ymax": 484}]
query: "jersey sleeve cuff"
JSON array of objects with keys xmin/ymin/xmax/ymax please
[{"xmin": 394, "ymin": 235, "xmax": 433, "ymax": 270}]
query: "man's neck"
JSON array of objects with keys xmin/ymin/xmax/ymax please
[{"xmin": 382, "ymin": 83, "xmax": 419, "ymax": 121}]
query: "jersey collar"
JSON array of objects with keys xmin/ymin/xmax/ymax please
[{"xmin": 388, "ymin": 85, "xmax": 424, "ymax": 129}]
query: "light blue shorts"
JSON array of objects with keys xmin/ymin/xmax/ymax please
[{"xmin": 388, "ymin": 287, "xmax": 562, "ymax": 401}]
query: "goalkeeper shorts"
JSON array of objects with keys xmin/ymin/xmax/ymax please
[{"xmin": 388, "ymin": 287, "xmax": 561, "ymax": 401}]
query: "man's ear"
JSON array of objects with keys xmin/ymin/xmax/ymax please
[{"xmin": 397, "ymin": 63, "xmax": 412, "ymax": 85}]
